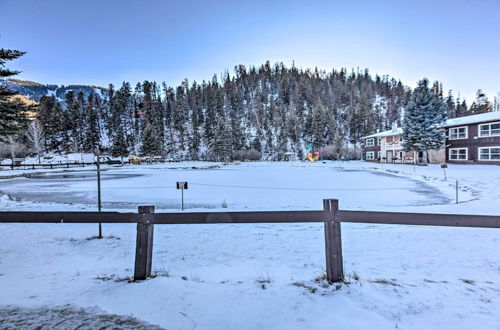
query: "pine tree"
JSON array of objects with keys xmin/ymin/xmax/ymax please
[
  {"xmin": 212, "ymin": 120, "xmax": 233, "ymax": 161},
  {"xmin": 36, "ymin": 96, "xmax": 64, "ymax": 152},
  {"xmin": 111, "ymin": 125, "xmax": 128, "ymax": 159},
  {"xmin": 402, "ymin": 79, "xmax": 447, "ymax": 162},
  {"xmin": 469, "ymin": 89, "xmax": 492, "ymax": 115},
  {"xmin": 0, "ymin": 47, "xmax": 29, "ymax": 141},
  {"xmin": 310, "ymin": 99, "xmax": 328, "ymax": 147},
  {"xmin": 455, "ymin": 98, "xmax": 468, "ymax": 118},
  {"xmin": 66, "ymin": 91, "xmax": 87, "ymax": 151},
  {"xmin": 348, "ymin": 93, "xmax": 375, "ymax": 144},
  {"xmin": 445, "ymin": 90, "xmax": 456, "ymax": 118},
  {"xmin": 84, "ymin": 94, "xmax": 100, "ymax": 152},
  {"xmin": 140, "ymin": 124, "xmax": 162, "ymax": 157}
]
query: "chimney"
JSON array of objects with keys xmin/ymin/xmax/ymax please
[{"xmin": 391, "ymin": 122, "xmax": 398, "ymax": 133}]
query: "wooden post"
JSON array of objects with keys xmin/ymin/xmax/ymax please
[
  {"xmin": 134, "ymin": 206, "xmax": 155, "ymax": 281},
  {"xmin": 323, "ymin": 199, "xmax": 344, "ymax": 283}
]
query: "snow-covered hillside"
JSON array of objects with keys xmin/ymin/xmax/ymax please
[{"xmin": 0, "ymin": 79, "xmax": 107, "ymax": 105}]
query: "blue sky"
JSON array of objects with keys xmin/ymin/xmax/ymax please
[{"xmin": 1, "ymin": 0, "xmax": 499, "ymax": 102}]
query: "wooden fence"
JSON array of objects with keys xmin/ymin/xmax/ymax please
[
  {"xmin": 0, "ymin": 162, "xmax": 96, "ymax": 170},
  {"xmin": 0, "ymin": 159, "xmax": 179, "ymax": 170},
  {"xmin": 1, "ymin": 199, "xmax": 499, "ymax": 282}
]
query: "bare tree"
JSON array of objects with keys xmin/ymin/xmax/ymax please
[
  {"xmin": 26, "ymin": 120, "xmax": 45, "ymax": 164},
  {"xmin": 4, "ymin": 136, "xmax": 27, "ymax": 163}
]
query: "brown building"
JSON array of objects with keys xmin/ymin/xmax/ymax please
[
  {"xmin": 361, "ymin": 112, "xmax": 500, "ymax": 165},
  {"xmin": 444, "ymin": 112, "xmax": 500, "ymax": 164}
]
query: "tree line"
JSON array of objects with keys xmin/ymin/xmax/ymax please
[{"xmin": 1, "ymin": 47, "xmax": 498, "ymax": 162}]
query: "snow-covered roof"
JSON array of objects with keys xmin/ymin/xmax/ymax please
[
  {"xmin": 443, "ymin": 111, "xmax": 500, "ymax": 127},
  {"xmin": 362, "ymin": 112, "xmax": 500, "ymax": 140},
  {"xmin": 362, "ymin": 128, "xmax": 403, "ymax": 139}
]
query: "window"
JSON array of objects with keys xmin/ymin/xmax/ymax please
[
  {"xmin": 365, "ymin": 151, "xmax": 375, "ymax": 160},
  {"xmin": 377, "ymin": 138, "xmax": 381, "ymax": 145},
  {"xmin": 449, "ymin": 126, "xmax": 467, "ymax": 140},
  {"xmin": 478, "ymin": 147, "xmax": 500, "ymax": 161},
  {"xmin": 377, "ymin": 151, "xmax": 381, "ymax": 159},
  {"xmin": 449, "ymin": 148, "xmax": 468, "ymax": 160},
  {"xmin": 479, "ymin": 122, "xmax": 500, "ymax": 137},
  {"xmin": 366, "ymin": 138, "xmax": 374, "ymax": 147},
  {"xmin": 386, "ymin": 135, "xmax": 400, "ymax": 144}
]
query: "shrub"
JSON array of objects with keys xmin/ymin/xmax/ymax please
[{"xmin": 245, "ymin": 148, "xmax": 261, "ymax": 161}]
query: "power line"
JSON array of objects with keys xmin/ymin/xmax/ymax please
[
  {"xmin": 102, "ymin": 186, "xmax": 176, "ymax": 190},
  {"xmin": 3, "ymin": 183, "xmax": 455, "ymax": 192},
  {"xmin": 189, "ymin": 182, "xmax": 435, "ymax": 191}
]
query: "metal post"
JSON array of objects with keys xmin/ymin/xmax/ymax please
[
  {"xmin": 134, "ymin": 206, "xmax": 155, "ymax": 281},
  {"xmin": 456, "ymin": 180, "xmax": 458, "ymax": 204},
  {"xmin": 95, "ymin": 148, "xmax": 103, "ymax": 238},
  {"xmin": 323, "ymin": 199, "xmax": 344, "ymax": 283},
  {"xmin": 181, "ymin": 188, "xmax": 184, "ymax": 211}
]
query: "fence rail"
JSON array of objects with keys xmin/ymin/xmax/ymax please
[
  {"xmin": 1, "ymin": 200, "xmax": 499, "ymax": 282},
  {"xmin": 337, "ymin": 210, "xmax": 500, "ymax": 228},
  {"xmin": 0, "ymin": 159, "xmax": 184, "ymax": 170},
  {"xmin": 0, "ymin": 162, "xmax": 107, "ymax": 170}
]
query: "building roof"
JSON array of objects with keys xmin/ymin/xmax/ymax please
[
  {"xmin": 443, "ymin": 111, "xmax": 500, "ymax": 127},
  {"xmin": 362, "ymin": 111, "xmax": 500, "ymax": 139},
  {"xmin": 362, "ymin": 128, "xmax": 403, "ymax": 139}
]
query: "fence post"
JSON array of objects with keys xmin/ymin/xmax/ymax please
[
  {"xmin": 323, "ymin": 199, "xmax": 344, "ymax": 283},
  {"xmin": 134, "ymin": 205, "xmax": 155, "ymax": 281}
]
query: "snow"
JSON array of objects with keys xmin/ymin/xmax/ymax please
[
  {"xmin": 444, "ymin": 111, "xmax": 500, "ymax": 127},
  {"xmin": 363, "ymin": 127, "xmax": 403, "ymax": 139},
  {"xmin": 46, "ymin": 88, "xmax": 56, "ymax": 97},
  {"xmin": 0, "ymin": 161, "xmax": 499, "ymax": 329}
]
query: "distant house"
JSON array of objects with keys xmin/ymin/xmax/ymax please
[
  {"xmin": 361, "ymin": 112, "xmax": 500, "ymax": 165},
  {"xmin": 362, "ymin": 124, "xmax": 402, "ymax": 163}
]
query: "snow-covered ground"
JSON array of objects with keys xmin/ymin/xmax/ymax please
[{"xmin": 1, "ymin": 161, "xmax": 499, "ymax": 329}]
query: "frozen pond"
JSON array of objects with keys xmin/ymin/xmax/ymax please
[
  {"xmin": 0, "ymin": 164, "xmax": 451, "ymax": 211},
  {"xmin": 0, "ymin": 162, "xmax": 497, "ymax": 330}
]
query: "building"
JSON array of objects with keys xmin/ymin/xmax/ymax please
[
  {"xmin": 361, "ymin": 112, "xmax": 500, "ymax": 165},
  {"xmin": 362, "ymin": 124, "xmax": 404, "ymax": 163},
  {"xmin": 444, "ymin": 112, "xmax": 500, "ymax": 164}
]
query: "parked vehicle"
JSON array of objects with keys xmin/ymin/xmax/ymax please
[{"xmin": 128, "ymin": 155, "xmax": 142, "ymax": 164}]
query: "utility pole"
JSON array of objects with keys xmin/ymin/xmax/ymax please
[{"xmin": 95, "ymin": 147, "xmax": 103, "ymax": 238}]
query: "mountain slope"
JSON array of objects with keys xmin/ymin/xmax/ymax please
[{"xmin": 0, "ymin": 79, "xmax": 107, "ymax": 105}]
